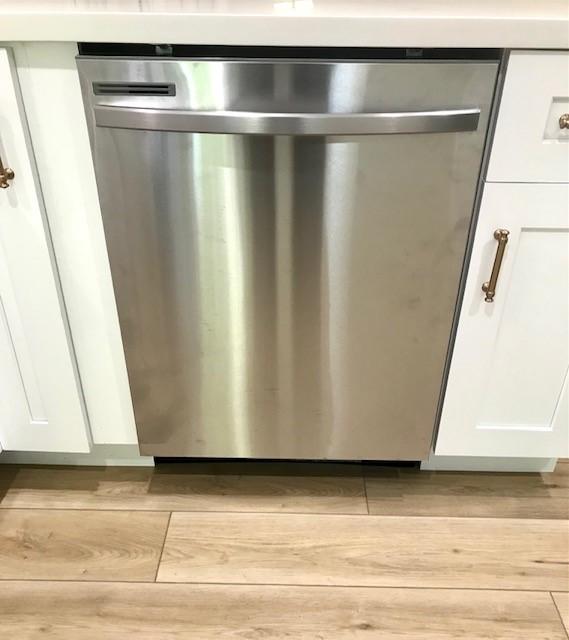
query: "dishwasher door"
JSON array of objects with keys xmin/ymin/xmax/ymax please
[{"xmin": 78, "ymin": 55, "xmax": 498, "ymax": 459}]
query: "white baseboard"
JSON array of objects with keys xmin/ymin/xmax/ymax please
[
  {"xmin": 0, "ymin": 444, "xmax": 154, "ymax": 467},
  {"xmin": 421, "ymin": 454, "xmax": 557, "ymax": 473}
]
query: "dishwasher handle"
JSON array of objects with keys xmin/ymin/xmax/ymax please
[{"xmin": 93, "ymin": 105, "xmax": 481, "ymax": 136}]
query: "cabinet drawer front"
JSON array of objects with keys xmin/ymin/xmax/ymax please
[{"xmin": 488, "ymin": 51, "xmax": 569, "ymax": 183}]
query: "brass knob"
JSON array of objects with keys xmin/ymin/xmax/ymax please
[
  {"xmin": 0, "ymin": 152, "xmax": 15, "ymax": 189},
  {"xmin": 559, "ymin": 113, "xmax": 569, "ymax": 130},
  {"xmin": 0, "ymin": 166, "xmax": 15, "ymax": 189}
]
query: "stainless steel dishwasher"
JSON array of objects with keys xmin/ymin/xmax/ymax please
[{"xmin": 78, "ymin": 47, "xmax": 499, "ymax": 459}]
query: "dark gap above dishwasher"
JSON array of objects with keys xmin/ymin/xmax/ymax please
[{"xmin": 78, "ymin": 42, "xmax": 501, "ymax": 61}]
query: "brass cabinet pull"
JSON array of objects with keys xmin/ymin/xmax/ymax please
[
  {"xmin": 0, "ymin": 153, "xmax": 15, "ymax": 189},
  {"xmin": 559, "ymin": 113, "xmax": 569, "ymax": 129},
  {"xmin": 482, "ymin": 229, "xmax": 509, "ymax": 303}
]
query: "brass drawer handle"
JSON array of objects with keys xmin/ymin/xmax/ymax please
[
  {"xmin": 482, "ymin": 229, "xmax": 509, "ymax": 303},
  {"xmin": 0, "ymin": 154, "xmax": 15, "ymax": 189},
  {"xmin": 560, "ymin": 113, "xmax": 569, "ymax": 129}
]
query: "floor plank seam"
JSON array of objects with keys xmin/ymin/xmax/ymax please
[
  {"xmin": 362, "ymin": 475, "xmax": 370, "ymax": 515},
  {"xmin": 0, "ymin": 507, "xmax": 369, "ymax": 516},
  {"xmin": 550, "ymin": 592, "xmax": 569, "ymax": 640},
  {"xmin": 154, "ymin": 512, "xmax": 172, "ymax": 583},
  {"xmin": 1, "ymin": 506, "xmax": 567, "ymax": 522},
  {"xmin": 0, "ymin": 577, "xmax": 564, "ymax": 592}
]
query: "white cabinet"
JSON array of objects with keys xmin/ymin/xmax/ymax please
[
  {"xmin": 436, "ymin": 49, "xmax": 569, "ymax": 464},
  {"xmin": 0, "ymin": 47, "xmax": 90, "ymax": 452},
  {"xmin": 436, "ymin": 183, "xmax": 569, "ymax": 458},
  {"xmin": 10, "ymin": 42, "xmax": 138, "ymax": 446}
]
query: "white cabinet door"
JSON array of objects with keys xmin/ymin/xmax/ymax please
[
  {"xmin": 436, "ymin": 183, "xmax": 569, "ymax": 458},
  {"xmin": 10, "ymin": 43, "xmax": 138, "ymax": 446},
  {"xmin": 0, "ymin": 47, "xmax": 90, "ymax": 452}
]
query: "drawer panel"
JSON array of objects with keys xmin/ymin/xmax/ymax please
[{"xmin": 488, "ymin": 51, "xmax": 569, "ymax": 183}]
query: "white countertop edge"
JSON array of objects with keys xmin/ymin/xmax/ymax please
[{"xmin": 0, "ymin": 13, "xmax": 568, "ymax": 50}]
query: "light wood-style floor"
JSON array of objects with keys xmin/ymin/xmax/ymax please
[{"xmin": 0, "ymin": 460, "xmax": 568, "ymax": 639}]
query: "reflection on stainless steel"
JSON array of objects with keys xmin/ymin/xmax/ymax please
[{"xmin": 79, "ymin": 55, "xmax": 498, "ymax": 459}]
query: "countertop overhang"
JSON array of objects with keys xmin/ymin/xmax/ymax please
[{"xmin": 0, "ymin": 1, "xmax": 568, "ymax": 50}]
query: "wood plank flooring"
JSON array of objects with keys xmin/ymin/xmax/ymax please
[
  {"xmin": 0, "ymin": 464, "xmax": 367, "ymax": 513},
  {"xmin": 365, "ymin": 462, "xmax": 569, "ymax": 519},
  {"xmin": 0, "ymin": 509, "xmax": 169, "ymax": 581},
  {"xmin": 0, "ymin": 460, "xmax": 568, "ymax": 639},
  {"xmin": 0, "ymin": 582, "xmax": 565, "ymax": 640},
  {"xmin": 158, "ymin": 512, "xmax": 569, "ymax": 590}
]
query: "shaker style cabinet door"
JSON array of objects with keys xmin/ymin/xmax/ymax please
[
  {"xmin": 0, "ymin": 47, "xmax": 90, "ymax": 452},
  {"xmin": 436, "ymin": 183, "xmax": 569, "ymax": 458}
]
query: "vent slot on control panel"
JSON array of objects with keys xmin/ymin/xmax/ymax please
[{"xmin": 93, "ymin": 82, "xmax": 176, "ymax": 96}]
